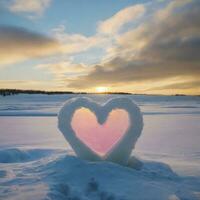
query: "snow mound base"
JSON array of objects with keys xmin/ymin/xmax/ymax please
[{"xmin": 1, "ymin": 149, "xmax": 199, "ymax": 200}]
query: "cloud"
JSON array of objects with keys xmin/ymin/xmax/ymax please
[
  {"xmin": 0, "ymin": 26, "xmax": 60, "ymax": 66},
  {"xmin": 7, "ymin": 0, "xmax": 51, "ymax": 18},
  {"xmin": 36, "ymin": 61, "xmax": 90, "ymax": 78},
  {"xmin": 64, "ymin": 0, "xmax": 200, "ymax": 94},
  {"xmin": 149, "ymin": 79, "xmax": 200, "ymax": 91},
  {"xmin": 0, "ymin": 25, "xmax": 108, "ymax": 67},
  {"xmin": 156, "ymin": 0, "xmax": 193, "ymax": 21},
  {"xmin": 52, "ymin": 25, "xmax": 110, "ymax": 54},
  {"xmin": 1, "ymin": 0, "xmax": 199, "ymax": 94},
  {"xmin": 0, "ymin": 4, "xmax": 146, "ymax": 67},
  {"xmin": 98, "ymin": 4, "xmax": 145, "ymax": 35},
  {"xmin": 0, "ymin": 79, "xmax": 57, "ymax": 90},
  {"xmin": 66, "ymin": 56, "xmax": 200, "ymax": 89}
]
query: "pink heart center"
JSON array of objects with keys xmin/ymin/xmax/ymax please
[{"xmin": 71, "ymin": 108, "xmax": 130, "ymax": 156}]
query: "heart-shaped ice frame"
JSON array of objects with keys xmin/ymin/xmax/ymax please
[{"xmin": 58, "ymin": 97, "xmax": 143, "ymax": 165}]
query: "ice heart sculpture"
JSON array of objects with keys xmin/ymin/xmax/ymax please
[{"xmin": 58, "ymin": 97, "xmax": 143, "ymax": 165}]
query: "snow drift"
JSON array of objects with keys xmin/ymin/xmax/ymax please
[{"xmin": 0, "ymin": 148, "xmax": 200, "ymax": 200}]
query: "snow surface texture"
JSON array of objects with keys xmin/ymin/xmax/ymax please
[
  {"xmin": 0, "ymin": 94, "xmax": 200, "ymax": 200},
  {"xmin": 0, "ymin": 148, "xmax": 200, "ymax": 200},
  {"xmin": 58, "ymin": 97, "xmax": 143, "ymax": 165}
]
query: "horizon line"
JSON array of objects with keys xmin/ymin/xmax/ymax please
[{"xmin": 0, "ymin": 88, "xmax": 199, "ymax": 97}]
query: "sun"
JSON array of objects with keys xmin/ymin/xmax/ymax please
[{"xmin": 95, "ymin": 86, "xmax": 108, "ymax": 93}]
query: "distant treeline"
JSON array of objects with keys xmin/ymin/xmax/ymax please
[
  {"xmin": 0, "ymin": 89, "xmax": 132, "ymax": 96},
  {"xmin": 0, "ymin": 89, "xmax": 76, "ymax": 96}
]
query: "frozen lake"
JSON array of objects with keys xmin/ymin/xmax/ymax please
[{"xmin": 0, "ymin": 94, "xmax": 200, "ymax": 200}]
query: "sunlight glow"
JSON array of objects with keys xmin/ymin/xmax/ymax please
[{"xmin": 95, "ymin": 87, "xmax": 108, "ymax": 93}]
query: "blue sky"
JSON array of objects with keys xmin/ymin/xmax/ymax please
[
  {"xmin": 1, "ymin": 0, "xmax": 146, "ymax": 35},
  {"xmin": 0, "ymin": 0, "xmax": 199, "ymax": 94}
]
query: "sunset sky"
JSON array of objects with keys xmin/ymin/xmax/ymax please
[{"xmin": 0, "ymin": 0, "xmax": 199, "ymax": 94}]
